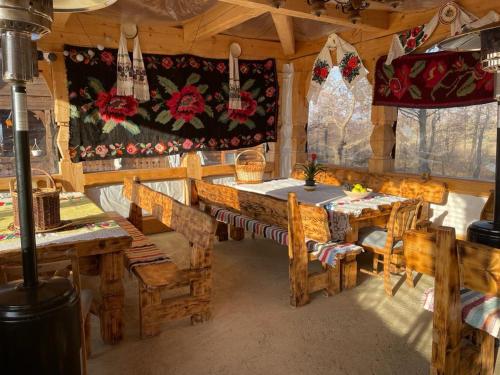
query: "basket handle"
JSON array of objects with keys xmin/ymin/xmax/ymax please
[
  {"xmin": 9, "ymin": 168, "xmax": 56, "ymax": 192},
  {"xmin": 235, "ymin": 149, "xmax": 266, "ymax": 165}
]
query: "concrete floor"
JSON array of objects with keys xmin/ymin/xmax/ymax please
[{"xmin": 84, "ymin": 232, "xmax": 496, "ymax": 375}]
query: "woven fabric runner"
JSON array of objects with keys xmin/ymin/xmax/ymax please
[
  {"xmin": 210, "ymin": 206, "xmax": 362, "ymax": 268},
  {"xmin": 422, "ymin": 287, "xmax": 500, "ymax": 339},
  {"xmin": 110, "ymin": 215, "xmax": 171, "ymax": 272}
]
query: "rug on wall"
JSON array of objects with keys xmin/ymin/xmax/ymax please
[
  {"xmin": 65, "ymin": 45, "xmax": 278, "ymax": 161},
  {"xmin": 373, "ymin": 50, "xmax": 494, "ymax": 109}
]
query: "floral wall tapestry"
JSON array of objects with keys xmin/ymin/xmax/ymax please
[
  {"xmin": 373, "ymin": 51, "xmax": 494, "ymax": 109},
  {"xmin": 65, "ymin": 45, "xmax": 278, "ymax": 161}
]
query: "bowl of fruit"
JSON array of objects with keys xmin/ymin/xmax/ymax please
[{"xmin": 342, "ymin": 183, "xmax": 372, "ymax": 200}]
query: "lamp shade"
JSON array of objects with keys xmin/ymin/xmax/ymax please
[{"xmin": 53, "ymin": 0, "xmax": 117, "ymax": 13}]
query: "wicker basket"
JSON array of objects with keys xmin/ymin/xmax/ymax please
[
  {"xmin": 10, "ymin": 169, "xmax": 61, "ymax": 232},
  {"xmin": 235, "ymin": 149, "xmax": 266, "ymax": 184}
]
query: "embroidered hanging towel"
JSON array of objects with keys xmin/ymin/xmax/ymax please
[
  {"xmin": 331, "ymin": 34, "xmax": 368, "ymax": 89},
  {"xmin": 117, "ymin": 32, "xmax": 133, "ymax": 96},
  {"xmin": 132, "ymin": 36, "xmax": 150, "ymax": 102},
  {"xmin": 306, "ymin": 38, "xmax": 333, "ymax": 104},
  {"xmin": 386, "ymin": 13, "xmax": 439, "ymax": 65},
  {"xmin": 386, "ymin": 2, "xmax": 500, "ymax": 65},
  {"xmin": 228, "ymin": 51, "xmax": 241, "ymax": 110},
  {"xmin": 307, "ymin": 33, "xmax": 368, "ymax": 103}
]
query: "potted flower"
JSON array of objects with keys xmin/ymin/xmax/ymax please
[{"xmin": 298, "ymin": 153, "xmax": 325, "ymax": 190}]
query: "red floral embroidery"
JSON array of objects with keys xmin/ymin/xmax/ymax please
[
  {"xmin": 228, "ymin": 91, "xmax": 257, "ymax": 123},
  {"xmin": 182, "ymin": 139, "xmax": 194, "ymax": 150},
  {"xmin": 166, "ymin": 85, "xmax": 205, "ymax": 122},
  {"xmin": 216, "ymin": 63, "xmax": 226, "ymax": 74},
  {"xmin": 95, "ymin": 88, "xmax": 138, "ymax": 122},
  {"xmin": 100, "ymin": 51, "xmax": 115, "ymax": 66},
  {"xmin": 155, "ymin": 142, "xmax": 167, "ymax": 154},
  {"xmin": 162, "ymin": 57, "xmax": 174, "ymax": 69},
  {"xmin": 95, "ymin": 145, "xmax": 109, "ymax": 158},
  {"xmin": 423, "ymin": 60, "xmax": 447, "ymax": 88},
  {"xmin": 126, "ymin": 143, "xmax": 138, "ymax": 155},
  {"xmin": 230, "ymin": 137, "xmax": 240, "ymax": 147},
  {"xmin": 389, "ymin": 65, "xmax": 411, "ymax": 99}
]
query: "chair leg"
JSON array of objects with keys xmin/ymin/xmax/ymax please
[
  {"xmin": 478, "ymin": 330, "xmax": 495, "ymax": 375},
  {"xmin": 84, "ymin": 314, "xmax": 92, "ymax": 358},
  {"xmin": 372, "ymin": 254, "xmax": 380, "ymax": 274},
  {"xmin": 405, "ymin": 268, "xmax": 415, "ymax": 288},
  {"xmin": 383, "ymin": 254, "xmax": 393, "ymax": 297}
]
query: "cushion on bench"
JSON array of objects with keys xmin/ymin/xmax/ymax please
[
  {"xmin": 210, "ymin": 206, "xmax": 362, "ymax": 268},
  {"xmin": 115, "ymin": 215, "xmax": 172, "ymax": 272},
  {"xmin": 358, "ymin": 226, "xmax": 403, "ymax": 250},
  {"xmin": 422, "ymin": 287, "xmax": 500, "ymax": 339}
]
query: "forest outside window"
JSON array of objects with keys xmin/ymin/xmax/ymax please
[
  {"xmin": 307, "ymin": 67, "xmax": 372, "ymax": 168},
  {"xmin": 395, "ymin": 103, "xmax": 498, "ymax": 181}
]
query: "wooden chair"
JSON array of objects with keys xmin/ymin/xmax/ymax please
[
  {"xmin": 192, "ymin": 179, "xmax": 362, "ymax": 307},
  {"xmin": 123, "ymin": 177, "xmax": 217, "ymax": 338},
  {"xmin": 0, "ymin": 254, "xmax": 93, "ymax": 375},
  {"xmin": 356, "ymin": 199, "xmax": 422, "ymax": 296},
  {"xmin": 404, "ymin": 227, "xmax": 499, "ymax": 374}
]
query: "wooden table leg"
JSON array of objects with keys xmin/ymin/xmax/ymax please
[
  {"xmin": 99, "ymin": 252, "xmax": 125, "ymax": 344},
  {"xmin": 229, "ymin": 226, "xmax": 245, "ymax": 241}
]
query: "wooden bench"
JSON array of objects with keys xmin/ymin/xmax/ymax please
[
  {"xmin": 122, "ymin": 177, "xmax": 217, "ymax": 338},
  {"xmin": 192, "ymin": 179, "xmax": 363, "ymax": 307},
  {"xmin": 404, "ymin": 227, "xmax": 500, "ymax": 374}
]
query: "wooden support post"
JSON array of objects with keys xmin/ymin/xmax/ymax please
[
  {"xmin": 182, "ymin": 152, "xmax": 203, "ymax": 206},
  {"xmin": 431, "ymin": 227, "xmax": 461, "ymax": 374},
  {"xmin": 99, "ymin": 252, "xmax": 125, "ymax": 344},
  {"xmin": 368, "ymin": 106, "xmax": 396, "ymax": 174},
  {"xmin": 229, "ymin": 226, "xmax": 245, "ymax": 241},
  {"xmin": 189, "ymin": 244, "xmax": 212, "ymax": 324},
  {"xmin": 139, "ymin": 285, "xmax": 161, "ymax": 338},
  {"xmin": 216, "ymin": 222, "xmax": 229, "ymax": 242},
  {"xmin": 287, "ymin": 193, "xmax": 309, "ymax": 307},
  {"xmin": 341, "ymin": 253, "xmax": 358, "ymax": 290}
]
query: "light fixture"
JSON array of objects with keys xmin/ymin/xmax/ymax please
[
  {"xmin": 53, "ymin": 0, "xmax": 118, "ymax": 13},
  {"xmin": 308, "ymin": 0, "xmax": 329, "ymax": 16},
  {"xmin": 269, "ymin": 0, "xmax": 286, "ymax": 8},
  {"xmin": 333, "ymin": 0, "xmax": 369, "ymax": 22}
]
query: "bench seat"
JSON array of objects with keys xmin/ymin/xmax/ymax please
[{"xmin": 210, "ymin": 206, "xmax": 363, "ymax": 268}]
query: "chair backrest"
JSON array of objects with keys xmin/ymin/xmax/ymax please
[
  {"xmin": 404, "ymin": 226, "xmax": 500, "ymax": 373},
  {"xmin": 193, "ymin": 179, "xmax": 331, "ymax": 243},
  {"xmin": 385, "ymin": 200, "xmax": 422, "ymax": 249},
  {"xmin": 124, "ymin": 177, "xmax": 217, "ymax": 250}
]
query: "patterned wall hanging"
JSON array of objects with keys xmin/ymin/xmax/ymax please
[
  {"xmin": 385, "ymin": 3, "xmax": 499, "ymax": 65},
  {"xmin": 373, "ymin": 50, "xmax": 494, "ymax": 109},
  {"xmin": 307, "ymin": 33, "xmax": 367, "ymax": 104},
  {"xmin": 65, "ymin": 45, "xmax": 278, "ymax": 162}
]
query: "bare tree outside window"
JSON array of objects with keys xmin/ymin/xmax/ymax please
[
  {"xmin": 307, "ymin": 67, "xmax": 372, "ymax": 168},
  {"xmin": 396, "ymin": 103, "xmax": 497, "ymax": 181}
]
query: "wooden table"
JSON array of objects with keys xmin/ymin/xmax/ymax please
[
  {"xmin": 225, "ymin": 178, "xmax": 408, "ymax": 242},
  {"xmin": 0, "ymin": 192, "xmax": 132, "ymax": 345}
]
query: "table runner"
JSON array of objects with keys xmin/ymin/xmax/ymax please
[
  {"xmin": 224, "ymin": 179, "xmax": 407, "ymax": 241},
  {"xmin": 0, "ymin": 192, "xmax": 129, "ymax": 252}
]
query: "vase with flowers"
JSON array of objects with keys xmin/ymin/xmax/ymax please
[{"xmin": 299, "ymin": 153, "xmax": 325, "ymax": 191}]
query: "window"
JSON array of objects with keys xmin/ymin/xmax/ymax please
[
  {"xmin": 395, "ymin": 103, "xmax": 497, "ymax": 181},
  {"xmin": 307, "ymin": 67, "xmax": 372, "ymax": 168},
  {"xmin": 0, "ymin": 76, "xmax": 58, "ymax": 178}
]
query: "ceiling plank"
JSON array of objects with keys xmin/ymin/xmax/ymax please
[
  {"xmin": 271, "ymin": 14, "xmax": 295, "ymax": 56},
  {"xmin": 184, "ymin": 3, "xmax": 267, "ymax": 42},
  {"xmin": 52, "ymin": 13, "xmax": 72, "ymax": 31},
  {"xmin": 217, "ymin": 0, "xmax": 390, "ymax": 32}
]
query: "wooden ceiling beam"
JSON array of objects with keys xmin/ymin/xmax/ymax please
[
  {"xmin": 217, "ymin": 0, "xmax": 390, "ymax": 32},
  {"xmin": 271, "ymin": 13, "xmax": 295, "ymax": 56},
  {"xmin": 184, "ymin": 3, "xmax": 266, "ymax": 42}
]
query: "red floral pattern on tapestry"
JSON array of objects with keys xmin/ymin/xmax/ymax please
[
  {"xmin": 374, "ymin": 51, "xmax": 495, "ymax": 108},
  {"xmin": 65, "ymin": 45, "xmax": 278, "ymax": 161}
]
